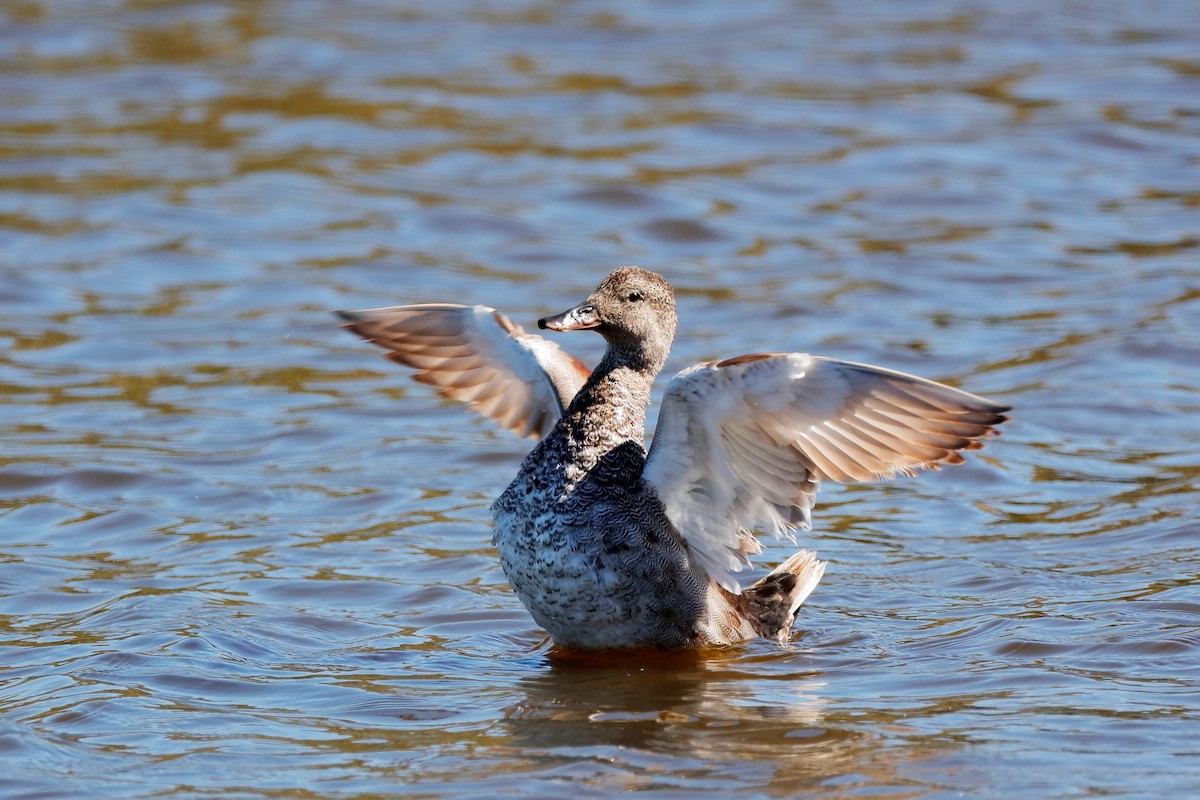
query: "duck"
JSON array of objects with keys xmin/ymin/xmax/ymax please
[{"xmin": 337, "ymin": 267, "xmax": 1010, "ymax": 651}]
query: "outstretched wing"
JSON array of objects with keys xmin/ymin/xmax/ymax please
[
  {"xmin": 337, "ymin": 303, "xmax": 590, "ymax": 439},
  {"xmin": 642, "ymin": 353, "xmax": 1010, "ymax": 590}
]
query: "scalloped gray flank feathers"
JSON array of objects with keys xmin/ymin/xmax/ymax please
[{"xmin": 337, "ymin": 267, "xmax": 1010, "ymax": 651}]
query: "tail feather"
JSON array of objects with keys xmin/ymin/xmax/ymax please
[{"xmin": 743, "ymin": 550, "xmax": 827, "ymax": 642}]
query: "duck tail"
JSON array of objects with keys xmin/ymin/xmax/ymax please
[{"xmin": 744, "ymin": 550, "xmax": 827, "ymax": 642}]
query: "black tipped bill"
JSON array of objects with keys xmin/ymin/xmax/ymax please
[{"xmin": 538, "ymin": 303, "xmax": 600, "ymax": 331}]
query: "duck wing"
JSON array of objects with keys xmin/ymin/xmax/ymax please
[
  {"xmin": 642, "ymin": 353, "xmax": 1010, "ymax": 590},
  {"xmin": 337, "ymin": 304, "xmax": 590, "ymax": 439}
]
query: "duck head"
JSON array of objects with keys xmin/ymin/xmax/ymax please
[{"xmin": 539, "ymin": 266, "xmax": 678, "ymax": 374}]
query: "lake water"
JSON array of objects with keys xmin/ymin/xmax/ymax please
[{"xmin": 2, "ymin": 1, "xmax": 1198, "ymax": 797}]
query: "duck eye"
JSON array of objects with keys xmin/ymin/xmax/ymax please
[{"xmin": 627, "ymin": 291, "xmax": 644, "ymax": 302}]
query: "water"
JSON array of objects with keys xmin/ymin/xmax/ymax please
[{"xmin": 2, "ymin": 1, "xmax": 1198, "ymax": 797}]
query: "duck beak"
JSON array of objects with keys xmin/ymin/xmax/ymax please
[{"xmin": 538, "ymin": 302, "xmax": 600, "ymax": 331}]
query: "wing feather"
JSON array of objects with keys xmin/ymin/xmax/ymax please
[
  {"xmin": 337, "ymin": 303, "xmax": 591, "ymax": 439},
  {"xmin": 643, "ymin": 353, "xmax": 1009, "ymax": 590}
]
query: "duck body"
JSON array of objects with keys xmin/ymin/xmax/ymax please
[
  {"xmin": 338, "ymin": 267, "xmax": 1010, "ymax": 651},
  {"xmin": 492, "ymin": 358, "xmax": 708, "ymax": 650}
]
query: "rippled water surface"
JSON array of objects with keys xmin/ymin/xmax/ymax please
[{"xmin": 3, "ymin": 1, "xmax": 1199, "ymax": 797}]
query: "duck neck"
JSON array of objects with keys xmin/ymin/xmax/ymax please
[{"xmin": 552, "ymin": 348, "xmax": 657, "ymax": 481}]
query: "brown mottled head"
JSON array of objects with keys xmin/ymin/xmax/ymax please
[{"xmin": 539, "ymin": 267, "xmax": 678, "ymax": 374}]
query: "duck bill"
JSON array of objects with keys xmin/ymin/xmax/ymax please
[{"xmin": 538, "ymin": 302, "xmax": 600, "ymax": 331}]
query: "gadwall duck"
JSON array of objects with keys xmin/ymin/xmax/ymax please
[{"xmin": 338, "ymin": 267, "xmax": 1009, "ymax": 651}]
